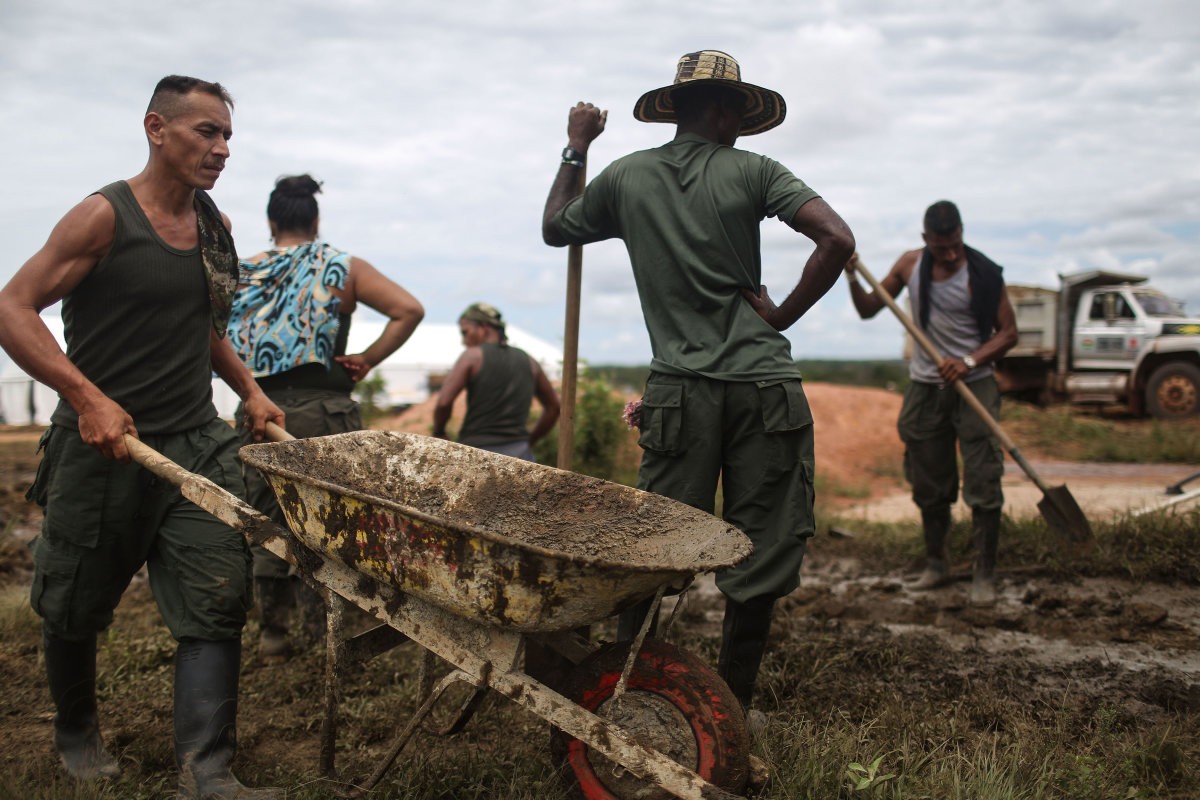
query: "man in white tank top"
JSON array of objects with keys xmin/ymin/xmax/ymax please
[{"xmin": 844, "ymin": 201, "xmax": 1017, "ymax": 605}]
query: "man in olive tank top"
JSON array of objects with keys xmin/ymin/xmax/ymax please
[
  {"xmin": 0, "ymin": 76, "xmax": 283, "ymax": 797},
  {"xmin": 433, "ymin": 302, "xmax": 560, "ymax": 461},
  {"xmin": 845, "ymin": 200, "xmax": 1018, "ymax": 606}
]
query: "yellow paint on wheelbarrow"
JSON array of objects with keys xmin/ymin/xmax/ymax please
[{"xmin": 242, "ymin": 431, "xmax": 751, "ymax": 633}]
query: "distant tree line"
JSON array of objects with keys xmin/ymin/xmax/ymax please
[{"xmin": 590, "ymin": 360, "xmax": 909, "ymax": 393}]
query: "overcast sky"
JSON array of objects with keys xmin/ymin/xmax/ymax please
[{"xmin": 2, "ymin": 0, "xmax": 1197, "ymax": 369}]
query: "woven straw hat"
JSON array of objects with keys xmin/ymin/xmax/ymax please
[{"xmin": 633, "ymin": 50, "xmax": 786, "ymax": 136}]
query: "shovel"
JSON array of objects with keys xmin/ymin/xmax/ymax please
[{"xmin": 853, "ymin": 260, "xmax": 1093, "ymax": 544}]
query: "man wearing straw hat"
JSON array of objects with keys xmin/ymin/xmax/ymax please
[{"xmin": 542, "ymin": 50, "xmax": 855, "ymax": 718}]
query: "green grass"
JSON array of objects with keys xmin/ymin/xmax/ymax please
[
  {"xmin": 1003, "ymin": 403, "xmax": 1200, "ymax": 463},
  {"xmin": 4, "ymin": 508, "xmax": 1195, "ymax": 799}
]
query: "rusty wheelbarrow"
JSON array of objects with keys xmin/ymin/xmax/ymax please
[{"xmin": 127, "ymin": 428, "xmax": 754, "ymax": 800}]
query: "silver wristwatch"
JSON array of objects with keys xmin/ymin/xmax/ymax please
[{"xmin": 962, "ymin": 355, "xmax": 977, "ymax": 370}]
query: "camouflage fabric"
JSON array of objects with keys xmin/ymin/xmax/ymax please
[{"xmin": 195, "ymin": 190, "xmax": 239, "ymax": 338}]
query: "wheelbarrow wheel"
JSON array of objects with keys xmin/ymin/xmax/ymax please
[{"xmin": 550, "ymin": 638, "xmax": 750, "ymax": 800}]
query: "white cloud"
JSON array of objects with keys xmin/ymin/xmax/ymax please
[{"xmin": 0, "ymin": 0, "xmax": 1197, "ymax": 372}]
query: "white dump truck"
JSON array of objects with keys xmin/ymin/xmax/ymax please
[{"xmin": 994, "ymin": 271, "xmax": 1200, "ymax": 418}]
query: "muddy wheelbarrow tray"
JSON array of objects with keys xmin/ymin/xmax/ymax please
[
  {"xmin": 241, "ymin": 430, "xmax": 748, "ymax": 633},
  {"xmin": 232, "ymin": 430, "xmax": 753, "ymax": 799}
]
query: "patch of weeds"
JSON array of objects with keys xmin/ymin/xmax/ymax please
[
  {"xmin": 815, "ymin": 474, "xmax": 873, "ymax": 499},
  {"xmin": 865, "ymin": 458, "xmax": 905, "ymax": 481},
  {"xmin": 0, "ymin": 583, "xmax": 39, "ymax": 645},
  {"xmin": 1003, "ymin": 402, "xmax": 1200, "ymax": 463},
  {"xmin": 997, "ymin": 510, "xmax": 1200, "ymax": 584},
  {"xmin": 1127, "ymin": 731, "xmax": 1186, "ymax": 790},
  {"xmin": 846, "ymin": 754, "xmax": 898, "ymax": 792}
]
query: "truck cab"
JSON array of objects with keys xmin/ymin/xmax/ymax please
[{"xmin": 998, "ymin": 271, "xmax": 1200, "ymax": 418}]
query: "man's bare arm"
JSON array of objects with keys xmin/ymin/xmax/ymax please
[
  {"xmin": 844, "ymin": 250, "xmax": 916, "ymax": 319},
  {"xmin": 210, "ymin": 331, "xmax": 285, "ymax": 440},
  {"xmin": 527, "ymin": 359, "xmax": 560, "ymax": 446},
  {"xmin": 542, "ymin": 102, "xmax": 607, "ymax": 247},
  {"xmin": 335, "ymin": 257, "xmax": 424, "ymax": 382},
  {"xmin": 741, "ymin": 198, "xmax": 855, "ymax": 331},
  {"xmin": 0, "ymin": 196, "xmax": 143, "ymax": 460},
  {"xmin": 432, "ymin": 349, "xmax": 481, "ymax": 438}
]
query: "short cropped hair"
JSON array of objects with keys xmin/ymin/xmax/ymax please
[
  {"xmin": 146, "ymin": 75, "xmax": 234, "ymax": 119},
  {"xmin": 671, "ymin": 83, "xmax": 749, "ymax": 125},
  {"xmin": 923, "ymin": 200, "xmax": 963, "ymax": 236}
]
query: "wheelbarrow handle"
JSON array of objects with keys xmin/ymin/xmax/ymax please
[
  {"xmin": 120, "ymin": 417, "xmax": 296, "ymax": 535},
  {"xmin": 265, "ymin": 420, "xmax": 295, "ymax": 442},
  {"xmin": 122, "ymin": 420, "xmax": 293, "ymax": 485}
]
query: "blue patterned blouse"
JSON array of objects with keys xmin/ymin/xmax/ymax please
[{"xmin": 228, "ymin": 242, "xmax": 350, "ymax": 378}]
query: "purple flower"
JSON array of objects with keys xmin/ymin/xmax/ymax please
[{"xmin": 622, "ymin": 399, "xmax": 643, "ymax": 430}]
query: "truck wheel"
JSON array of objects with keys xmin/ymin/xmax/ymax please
[
  {"xmin": 549, "ymin": 638, "xmax": 749, "ymax": 800},
  {"xmin": 1146, "ymin": 362, "xmax": 1200, "ymax": 419}
]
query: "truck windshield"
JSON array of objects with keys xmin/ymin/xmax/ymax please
[{"xmin": 1134, "ymin": 292, "xmax": 1184, "ymax": 317}]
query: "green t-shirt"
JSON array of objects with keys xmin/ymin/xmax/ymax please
[{"xmin": 554, "ymin": 133, "xmax": 819, "ymax": 381}]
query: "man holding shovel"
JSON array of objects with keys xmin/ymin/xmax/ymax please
[
  {"xmin": 0, "ymin": 76, "xmax": 282, "ymax": 797},
  {"xmin": 845, "ymin": 200, "xmax": 1017, "ymax": 605},
  {"xmin": 542, "ymin": 50, "xmax": 854, "ymax": 718}
]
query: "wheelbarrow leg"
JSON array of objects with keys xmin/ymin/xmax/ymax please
[
  {"xmin": 335, "ymin": 669, "xmax": 477, "ymax": 799},
  {"xmin": 319, "ymin": 590, "xmax": 349, "ymax": 777}
]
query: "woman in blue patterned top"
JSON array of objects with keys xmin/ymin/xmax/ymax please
[{"xmin": 228, "ymin": 174, "xmax": 424, "ymax": 658}]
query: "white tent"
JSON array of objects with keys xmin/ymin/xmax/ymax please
[
  {"xmin": 0, "ymin": 315, "xmax": 66, "ymax": 426},
  {"xmin": 0, "ymin": 314, "xmax": 564, "ymax": 424},
  {"xmin": 347, "ymin": 319, "xmax": 564, "ymax": 409}
]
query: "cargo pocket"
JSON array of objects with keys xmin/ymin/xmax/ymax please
[
  {"xmin": 30, "ymin": 538, "xmax": 83, "ymax": 631},
  {"xmin": 758, "ymin": 379, "xmax": 813, "ymax": 432},
  {"xmin": 796, "ymin": 459, "xmax": 816, "ymax": 540},
  {"xmin": 321, "ymin": 395, "xmax": 363, "ymax": 434},
  {"xmin": 637, "ymin": 381, "xmax": 684, "ymax": 456},
  {"xmin": 40, "ymin": 431, "xmax": 109, "ymax": 550},
  {"xmin": 757, "ymin": 379, "xmax": 812, "ymax": 477},
  {"xmin": 24, "ymin": 427, "xmax": 55, "ymax": 507}
]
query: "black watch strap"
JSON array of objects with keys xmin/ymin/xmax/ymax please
[{"xmin": 561, "ymin": 146, "xmax": 585, "ymax": 167}]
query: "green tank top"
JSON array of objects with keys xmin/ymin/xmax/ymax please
[
  {"xmin": 459, "ymin": 343, "xmax": 534, "ymax": 446},
  {"xmin": 51, "ymin": 181, "xmax": 218, "ymax": 433}
]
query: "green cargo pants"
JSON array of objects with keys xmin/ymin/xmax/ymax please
[
  {"xmin": 236, "ymin": 389, "xmax": 362, "ymax": 578},
  {"xmin": 27, "ymin": 418, "xmax": 252, "ymax": 642},
  {"xmin": 636, "ymin": 372, "xmax": 815, "ymax": 603},
  {"xmin": 897, "ymin": 376, "xmax": 1005, "ymax": 512}
]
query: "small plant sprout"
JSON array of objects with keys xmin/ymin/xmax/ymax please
[{"xmin": 846, "ymin": 755, "xmax": 897, "ymax": 792}]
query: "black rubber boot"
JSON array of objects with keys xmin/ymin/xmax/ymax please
[
  {"xmin": 294, "ymin": 580, "xmax": 327, "ymax": 644},
  {"xmin": 43, "ymin": 630, "xmax": 120, "ymax": 779},
  {"xmin": 616, "ymin": 596, "xmax": 660, "ymax": 642},
  {"xmin": 970, "ymin": 508, "xmax": 1001, "ymax": 606},
  {"xmin": 174, "ymin": 639, "xmax": 280, "ymax": 799},
  {"xmin": 254, "ymin": 577, "xmax": 292, "ymax": 659},
  {"xmin": 911, "ymin": 506, "xmax": 952, "ymax": 590},
  {"xmin": 716, "ymin": 595, "xmax": 776, "ymax": 711}
]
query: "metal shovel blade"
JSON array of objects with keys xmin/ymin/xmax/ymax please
[{"xmin": 1037, "ymin": 485, "xmax": 1093, "ymax": 544}]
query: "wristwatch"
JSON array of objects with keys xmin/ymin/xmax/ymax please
[
  {"xmin": 561, "ymin": 146, "xmax": 585, "ymax": 168},
  {"xmin": 962, "ymin": 355, "xmax": 977, "ymax": 370}
]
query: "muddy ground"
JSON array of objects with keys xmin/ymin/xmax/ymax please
[{"xmin": 0, "ymin": 383, "xmax": 1197, "ymax": 796}]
